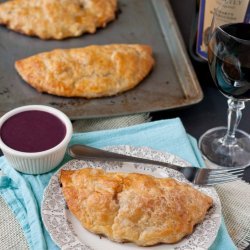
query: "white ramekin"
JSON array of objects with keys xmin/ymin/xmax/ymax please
[{"xmin": 0, "ymin": 105, "xmax": 73, "ymax": 174}]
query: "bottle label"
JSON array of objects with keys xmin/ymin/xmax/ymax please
[{"xmin": 196, "ymin": 0, "xmax": 250, "ymax": 60}]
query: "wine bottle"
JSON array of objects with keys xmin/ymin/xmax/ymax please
[{"xmin": 193, "ymin": 0, "xmax": 250, "ymax": 61}]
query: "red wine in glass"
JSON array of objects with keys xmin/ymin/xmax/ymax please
[{"xmin": 208, "ymin": 23, "xmax": 250, "ymax": 100}]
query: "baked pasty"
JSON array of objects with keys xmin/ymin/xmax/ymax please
[
  {"xmin": 60, "ymin": 168, "xmax": 213, "ymax": 246},
  {"xmin": 0, "ymin": 0, "xmax": 117, "ymax": 40},
  {"xmin": 15, "ymin": 44, "xmax": 155, "ymax": 98}
]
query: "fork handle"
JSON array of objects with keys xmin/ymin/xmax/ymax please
[{"xmin": 68, "ymin": 144, "xmax": 183, "ymax": 171}]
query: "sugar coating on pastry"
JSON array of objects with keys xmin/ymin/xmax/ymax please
[
  {"xmin": 15, "ymin": 44, "xmax": 155, "ymax": 98},
  {"xmin": 0, "ymin": 0, "xmax": 117, "ymax": 40},
  {"xmin": 60, "ymin": 168, "xmax": 213, "ymax": 246}
]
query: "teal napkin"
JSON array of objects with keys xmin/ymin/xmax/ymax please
[{"xmin": 0, "ymin": 118, "xmax": 236, "ymax": 250}]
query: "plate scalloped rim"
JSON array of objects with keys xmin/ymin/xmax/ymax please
[{"xmin": 41, "ymin": 145, "xmax": 221, "ymax": 250}]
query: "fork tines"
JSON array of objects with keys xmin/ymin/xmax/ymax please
[{"xmin": 205, "ymin": 168, "xmax": 245, "ymax": 185}]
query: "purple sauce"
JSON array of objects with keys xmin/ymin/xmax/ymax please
[{"xmin": 0, "ymin": 110, "xmax": 66, "ymax": 153}]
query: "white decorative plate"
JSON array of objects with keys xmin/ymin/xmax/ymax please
[{"xmin": 41, "ymin": 145, "xmax": 221, "ymax": 250}]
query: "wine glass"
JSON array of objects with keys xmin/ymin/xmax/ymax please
[{"xmin": 198, "ymin": 2, "xmax": 250, "ymax": 168}]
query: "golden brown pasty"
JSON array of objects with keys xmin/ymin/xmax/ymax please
[
  {"xmin": 0, "ymin": 0, "xmax": 117, "ymax": 40},
  {"xmin": 15, "ymin": 44, "xmax": 155, "ymax": 98},
  {"xmin": 60, "ymin": 168, "xmax": 213, "ymax": 246}
]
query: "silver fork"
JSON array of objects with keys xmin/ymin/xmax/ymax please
[{"xmin": 68, "ymin": 144, "xmax": 245, "ymax": 186}]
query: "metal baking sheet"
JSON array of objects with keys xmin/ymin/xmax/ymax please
[{"xmin": 0, "ymin": 0, "xmax": 203, "ymax": 119}]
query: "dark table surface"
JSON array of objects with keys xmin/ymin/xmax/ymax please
[{"xmin": 151, "ymin": 59, "xmax": 250, "ymax": 183}]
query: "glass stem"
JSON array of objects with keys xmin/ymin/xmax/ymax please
[{"xmin": 222, "ymin": 98, "xmax": 245, "ymax": 145}]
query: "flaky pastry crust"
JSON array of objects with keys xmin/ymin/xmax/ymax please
[
  {"xmin": 0, "ymin": 0, "xmax": 117, "ymax": 39},
  {"xmin": 15, "ymin": 44, "xmax": 155, "ymax": 98},
  {"xmin": 60, "ymin": 168, "xmax": 213, "ymax": 246}
]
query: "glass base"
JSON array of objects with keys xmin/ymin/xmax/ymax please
[{"xmin": 199, "ymin": 127, "xmax": 250, "ymax": 168}]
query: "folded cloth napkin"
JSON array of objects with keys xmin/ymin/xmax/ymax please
[{"xmin": 0, "ymin": 118, "xmax": 236, "ymax": 250}]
